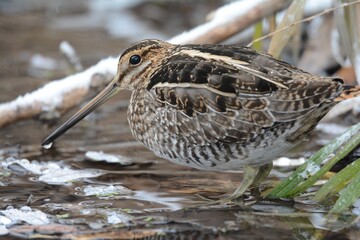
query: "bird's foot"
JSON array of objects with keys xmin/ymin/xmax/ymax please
[
  {"xmin": 188, "ymin": 193, "xmax": 246, "ymax": 209},
  {"xmin": 186, "ymin": 164, "xmax": 272, "ymax": 209}
]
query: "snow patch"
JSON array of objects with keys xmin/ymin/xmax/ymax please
[
  {"xmin": 85, "ymin": 151, "xmax": 132, "ymax": 165},
  {"xmin": 3, "ymin": 158, "xmax": 105, "ymax": 185},
  {"xmin": 299, "ymin": 162, "xmax": 320, "ymax": 179},
  {"xmin": 1, "ymin": 206, "xmax": 50, "ymax": 225},
  {"xmin": 81, "ymin": 185, "xmax": 133, "ymax": 197},
  {"xmin": 106, "ymin": 211, "xmax": 133, "ymax": 225},
  {"xmin": 273, "ymin": 157, "xmax": 306, "ymax": 167}
]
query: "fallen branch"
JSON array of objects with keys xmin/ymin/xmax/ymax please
[
  {"xmin": 169, "ymin": 0, "xmax": 289, "ymax": 44},
  {"xmin": 0, "ymin": 58, "xmax": 117, "ymax": 128},
  {"xmin": 0, "ymin": 0, "xmax": 292, "ymax": 128}
]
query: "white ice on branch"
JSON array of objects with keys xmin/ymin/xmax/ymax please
[
  {"xmin": 0, "ymin": 57, "xmax": 117, "ymax": 114},
  {"xmin": 170, "ymin": 0, "xmax": 269, "ymax": 44},
  {"xmin": 169, "ymin": 0, "xmax": 334, "ymax": 45}
]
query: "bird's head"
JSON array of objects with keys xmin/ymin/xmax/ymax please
[
  {"xmin": 42, "ymin": 39, "xmax": 174, "ymax": 147},
  {"xmin": 115, "ymin": 39, "xmax": 174, "ymax": 90}
]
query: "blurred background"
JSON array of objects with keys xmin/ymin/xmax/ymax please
[
  {"xmin": 0, "ymin": 0, "xmax": 229, "ymax": 145},
  {"xmin": 0, "ymin": 0, "xmax": 226, "ymax": 102}
]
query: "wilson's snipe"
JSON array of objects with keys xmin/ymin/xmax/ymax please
[{"xmin": 42, "ymin": 39, "xmax": 359, "ymax": 202}]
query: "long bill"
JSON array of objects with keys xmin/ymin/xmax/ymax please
[{"xmin": 42, "ymin": 80, "xmax": 121, "ymax": 147}]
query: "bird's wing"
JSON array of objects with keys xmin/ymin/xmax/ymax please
[{"xmin": 148, "ymin": 45, "xmax": 342, "ymax": 144}]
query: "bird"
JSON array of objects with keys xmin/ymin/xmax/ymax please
[{"xmin": 42, "ymin": 39, "xmax": 360, "ymax": 203}]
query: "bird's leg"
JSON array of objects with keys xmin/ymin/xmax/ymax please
[
  {"xmin": 227, "ymin": 165, "xmax": 259, "ymax": 201},
  {"xmin": 228, "ymin": 162, "xmax": 273, "ymax": 201},
  {"xmin": 191, "ymin": 163, "xmax": 273, "ymax": 208}
]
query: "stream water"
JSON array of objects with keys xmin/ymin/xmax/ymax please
[{"xmin": 1, "ymin": 1, "xmax": 360, "ymax": 239}]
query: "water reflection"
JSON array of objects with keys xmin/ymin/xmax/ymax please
[{"xmin": 128, "ymin": 191, "xmax": 184, "ymax": 211}]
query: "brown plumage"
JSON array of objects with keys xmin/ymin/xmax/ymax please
[{"xmin": 42, "ymin": 39, "xmax": 360, "ymax": 200}]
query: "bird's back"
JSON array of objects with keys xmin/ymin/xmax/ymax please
[{"xmin": 127, "ymin": 44, "xmax": 343, "ymax": 170}]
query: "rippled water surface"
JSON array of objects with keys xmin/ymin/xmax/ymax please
[{"xmin": 1, "ymin": 1, "xmax": 360, "ymax": 239}]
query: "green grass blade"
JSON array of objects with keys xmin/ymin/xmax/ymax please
[
  {"xmin": 330, "ymin": 169, "xmax": 360, "ymax": 213},
  {"xmin": 252, "ymin": 21, "xmax": 263, "ymax": 51},
  {"xmin": 313, "ymin": 159, "xmax": 360, "ymax": 202},
  {"xmin": 268, "ymin": 122, "xmax": 360, "ymax": 198},
  {"xmin": 283, "ymin": 133, "xmax": 360, "ymax": 196}
]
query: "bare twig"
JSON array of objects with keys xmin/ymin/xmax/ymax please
[
  {"xmin": 247, "ymin": 0, "xmax": 360, "ymax": 47},
  {"xmin": 267, "ymin": 0, "xmax": 306, "ymax": 58}
]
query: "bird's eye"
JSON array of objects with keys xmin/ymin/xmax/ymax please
[{"xmin": 129, "ymin": 55, "xmax": 141, "ymax": 65}]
